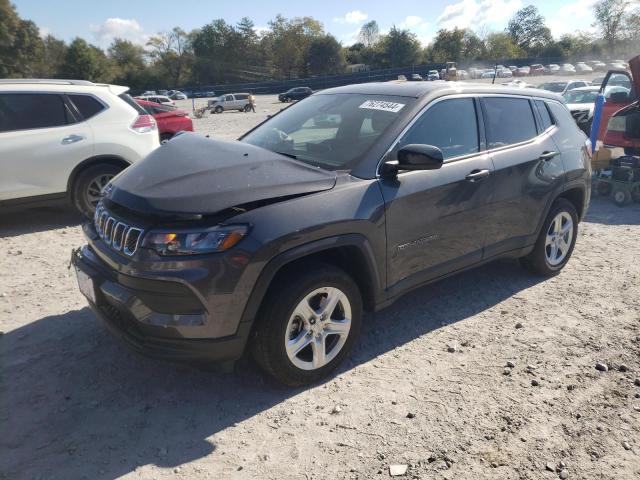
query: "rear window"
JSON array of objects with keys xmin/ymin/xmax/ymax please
[
  {"xmin": 68, "ymin": 94, "xmax": 105, "ymax": 120},
  {"xmin": 483, "ymin": 97, "xmax": 538, "ymax": 148},
  {"xmin": 535, "ymin": 100, "xmax": 554, "ymax": 130},
  {"xmin": 235, "ymin": 94, "xmax": 248, "ymax": 100},
  {"xmin": 119, "ymin": 93, "xmax": 147, "ymax": 115},
  {"xmin": 0, "ymin": 93, "xmax": 73, "ymax": 132}
]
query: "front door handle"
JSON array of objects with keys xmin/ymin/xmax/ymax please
[
  {"xmin": 61, "ymin": 134, "xmax": 85, "ymax": 145},
  {"xmin": 465, "ymin": 169, "xmax": 491, "ymax": 182},
  {"xmin": 539, "ymin": 150, "xmax": 560, "ymax": 161}
]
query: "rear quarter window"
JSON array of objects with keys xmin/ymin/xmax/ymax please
[
  {"xmin": 534, "ymin": 100, "xmax": 554, "ymax": 131},
  {"xmin": 483, "ymin": 97, "xmax": 538, "ymax": 148},
  {"xmin": 119, "ymin": 93, "xmax": 147, "ymax": 115},
  {"xmin": 68, "ymin": 94, "xmax": 105, "ymax": 120}
]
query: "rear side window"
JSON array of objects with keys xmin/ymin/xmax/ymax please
[
  {"xmin": 68, "ymin": 94, "xmax": 105, "ymax": 120},
  {"xmin": 0, "ymin": 93, "xmax": 73, "ymax": 132},
  {"xmin": 118, "ymin": 93, "xmax": 147, "ymax": 115},
  {"xmin": 535, "ymin": 100, "xmax": 554, "ymax": 130},
  {"xmin": 400, "ymin": 98, "xmax": 479, "ymax": 160},
  {"xmin": 483, "ymin": 97, "xmax": 537, "ymax": 148}
]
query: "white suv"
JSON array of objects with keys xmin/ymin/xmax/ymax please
[{"xmin": 0, "ymin": 79, "xmax": 160, "ymax": 216}]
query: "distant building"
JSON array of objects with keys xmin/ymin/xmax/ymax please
[{"xmin": 347, "ymin": 64, "xmax": 370, "ymax": 73}]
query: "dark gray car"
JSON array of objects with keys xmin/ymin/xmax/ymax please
[{"xmin": 72, "ymin": 82, "xmax": 591, "ymax": 385}]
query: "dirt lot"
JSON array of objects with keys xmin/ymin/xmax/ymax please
[{"xmin": 2, "ymin": 76, "xmax": 640, "ymax": 480}]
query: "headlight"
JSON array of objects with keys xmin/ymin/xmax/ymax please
[{"xmin": 142, "ymin": 225, "xmax": 249, "ymax": 256}]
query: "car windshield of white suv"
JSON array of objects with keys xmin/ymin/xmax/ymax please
[
  {"xmin": 242, "ymin": 94, "xmax": 413, "ymax": 171},
  {"xmin": 563, "ymin": 90, "xmax": 597, "ymax": 104}
]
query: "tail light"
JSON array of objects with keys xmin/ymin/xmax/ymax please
[{"xmin": 130, "ymin": 114, "xmax": 157, "ymax": 133}]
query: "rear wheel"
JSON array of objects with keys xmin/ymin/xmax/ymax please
[
  {"xmin": 520, "ymin": 198, "xmax": 578, "ymax": 277},
  {"xmin": 72, "ymin": 163, "xmax": 122, "ymax": 217},
  {"xmin": 251, "ymin": 263, "xmax": 362, "ymax": 386},
  {"xmin": 613, "ymin": 188, "xmax": 632, "ymax": 206},
  {"xmin": 214, "ymin": 106, "xmax": 223, "ymax": 114}
]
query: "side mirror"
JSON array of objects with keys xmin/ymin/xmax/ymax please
[{"xmin": 381, "ymin": 144, "xmax": 444, "ymax": 177}]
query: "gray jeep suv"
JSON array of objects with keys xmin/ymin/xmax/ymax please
[{"xmin": 72, "ymin": 82, "xmax": 591, "ymax": 385}]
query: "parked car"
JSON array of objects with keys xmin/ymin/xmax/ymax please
[
  {"xmin": 157, "ymin": 90, "xmax": 169, "ymax": 96},
  {"xmin": 72, "ymin": 81, "xmax": 591, "ymax": 385},
  {"xmin": 168, "ymin": 90, "xmax": 187, "ymax": 100},
  {"xmin": 575, "ymin": 62, "xmax": 593, "ymax": 74},
  {"xmin": 560, "ymin": 64, "xmax": 576, "ymax": 75},
  {"xmin": 606, "ymin": 62, "xmax": 627, "ymax": 71},
  {"xmin": 209, "ymin": 93, "xmax": 252, "ymax": 113},
  {"xmin": 530, "ymin": 64, "xmax": 545, "ymax": 75},
  {"xmin": 409, "ymin": 73, "xmax": 423, "ymax": 81},
  {"xmin": 279, "ymin": 87, "xmax": 313, "ymax": 102},
  {"xmin": 457, "ymin": 69, "xmax": 469, "ymax": 80},
  {"xmin": 588, "ymin": 60, "xmax": 607, "ymax": 71},
  {"xmin": 546, "ymin": 64, "xmax": 561, "ymax": 75},
  {"xmin": 515, "ymin": 66, "xmax": 530, "ymax": 76},
  {"xmin": 136, "ymin": 95, "xmax": 174, "ymax": 106},
  {"xmin": 142, "ymin": 90, "xmax": 156, "ymax": 96},
  {"xmin": 501, "ymin": 79, "xmax": 534, "ymax": 88},
  {"xmin": 563, "ymin": 86, "xmax": 599, "ymax": 135},
  {"xmin": 538, "ymin": 80, "xmax": 590, "ymax": 94},
  {"xmin": 591, "ymin": 76, "xmax": 605, "ymax": 86},
  {"xmin": 508, "ymin": 65, "xmax": 518, "ymax": 72},
  {"xmin": 427, "ymin": 69, "xmax": 440, "ymax": 81},
  {"xmin": 0, "ymin": 79, "xmax": 159, "ymax": 216},
  {"xmin": 135, "ymin": 98, "xmax": 193, "ymax": 143},
  {"xmin": 595, "ymin": 56, "xmax": 640, "ymax": 145}
]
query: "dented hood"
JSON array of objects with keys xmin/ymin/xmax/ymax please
[{"xmin": 107, "ymin": 133, "xmax": 337, "ymax": 215}]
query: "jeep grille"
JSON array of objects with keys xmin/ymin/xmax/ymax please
[{"xmin": 94, "ymin": 204, "xmax": 144, "ymax": 256}]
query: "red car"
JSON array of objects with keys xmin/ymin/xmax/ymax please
[{"xmin": 135, "ymin": 98, "xmax": 193, "ymax": 143}]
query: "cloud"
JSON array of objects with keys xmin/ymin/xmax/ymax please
[
  {"xmin": 437, "ymin": 0, "xmax": 522, "ymax": 30},
  {"xmin": 38, "ymin": 26, "xmax": 51, "ymax": 38},
  {"xmin": 399, "ymin": 15, "xmax": 432, "ymax": 46},
  {"xmin": 333, "ymin": 10, "xmax": 368, "ymax": 24},
  {"xmin": 547, "ymin": 0, "xmax": 597, "ymax": 37},
  {"xmin": 90, "ymin": 18, "xmax": 149, "ymax": 47}
]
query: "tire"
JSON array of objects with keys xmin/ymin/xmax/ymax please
[
  {"xmin": 520, "ymin": 198, "xmax": 578, "ymax": 277},
  {"xmin": 214, "ymin": 106, "xmax": 223, "ymax": 114},
  {"xmin": 72, "ymin": 163, "xmax": 123, "ymax": 217},
  {"xmin": 251, "ymin": 263, "xmax": 362, "ymax": 386},
  {"xmin": 243, "ymin": 104, "xmax": 251, "ymax": 112},
  {"xmin": 613, "ymin": 188, "xmax": 632, "ymax": 206},
  {"xmin": 596, "ymin": 180, "xmax": 612, "ymax": 197}
]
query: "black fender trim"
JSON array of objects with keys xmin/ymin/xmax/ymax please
[
  {"xmin": 239, "ymin": 234, "xmax": 384, "ymax": 327},
  {"xmin": 66, "ymin": 155, "xmax": 131, "ymax": 200}
]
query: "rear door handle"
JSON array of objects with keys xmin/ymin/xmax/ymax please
[
  {"xmin": 61, "ymin": 134, "xmax": 85, "ymax": 145},
  {"xmin": 465, "ymin": 169, "xmax": 491, "ymax": 182},
  {"xmin": 539, "ymin": 150, "xmax": 560, "ymax": 161}
]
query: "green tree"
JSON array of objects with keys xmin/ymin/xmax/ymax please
[
  {"xmin": 378, "ymin": 26, "xmax": 420, "ymax": 68},
  {"xmin": 485, "ymin": 32, "xmax": 522, "ymax": 60},
  {"xmin": 108, "ymin": 38, "xmax": 146, "ymax": 85},
  {"xmin": 427, "ymin": 28, "xmax": 465, "ymax": 62},
  {"xmin": 593, "ymin": 0, "xmax": 630, "ymax": 53},
  {"xmin": 32, "ymin": 35, "xmax": 67, "ymax": 77},
  {"xmin": 506, "ymin": 5, "xmax": 552, "ymax": 55},
  {"xmin": 0, "ymin": 0, "xmax": 43, "ymax": 77},
  {"xmin": 358, "ymin": 20, "xmax": 380, "ymax": 47},
  {"xmin": 306, "ymin": 34, "xmax": 344, "ymax": 75},
  {"xmin": 61, "ymin": 38, "xmax": 110, "ymax": 82},
  {"xmin": 265, "ymin": 15, "xmax": 324, "ymax": 78},
  {"xmin": 147, "ymin": 27, "xmax": 192, "ymax": 87}
]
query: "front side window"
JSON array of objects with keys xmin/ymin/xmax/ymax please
[
  {"xmin": 483, "ymin": 97, "xmax": 538, "ymax": 149},
  {"xmin": 242, "ymin": 93, "xmax": 413, "ymax": 170},
  {"xmin": 398, "ymin": 98, "xmax": 479, "ymax": 160},
  {"xmin": 0, "ymin": 93, "xmax": 72, "ymax": 133}
]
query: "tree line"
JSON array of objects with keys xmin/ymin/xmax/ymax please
[{"xmin": 1, "ymin": 0, "xmax": 639, "ymax": 90}]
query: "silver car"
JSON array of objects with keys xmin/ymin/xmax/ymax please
[{"xmin": 208, "ymin": 93, "xmax": 252, "ymax": 113}]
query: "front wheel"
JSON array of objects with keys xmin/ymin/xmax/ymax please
[
  {"xmin": 251, "ymin": 264, "xmax": 362, "ymax": 386},
  {"xmin": 72, "ymin": 163, "xmax": 122, "ymax": 217},
  {"xmin": 613, "ymin": 188, "xmax": 632, "ymax": 206},
  {"xmin": 520, "ymin": 198, "xmax": 578, "ymax": 277},
  {"xmin": 214, "ymin": 106, "xmax": 223, "ymax": 114}
]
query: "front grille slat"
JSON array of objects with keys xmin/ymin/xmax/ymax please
[{"xmin": 93, "ymin": 203, "xmax": 144, "ymax": 257}]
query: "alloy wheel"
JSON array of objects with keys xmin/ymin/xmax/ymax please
[
  {"xmin": 545, "ymin": 211, "xmax": 573, "ymax": 266},
  {"xmin": 86, "ymin": 174, "xmax": 114, "ymax": 207},
  {"xmin": 284, "ymin": 287, "xmax": 352, "ymax": 371}
]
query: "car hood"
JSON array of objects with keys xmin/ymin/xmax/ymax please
[{"xmin": 106, "ymin": 133, "xmax": 337, "ymax": 216}]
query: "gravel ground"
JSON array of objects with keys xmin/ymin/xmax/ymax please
[{"xmin": 1, "ymin": 73, "xmax": 639, "ymax": 480}]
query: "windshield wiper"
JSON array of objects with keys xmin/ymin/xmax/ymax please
[{"xmin": 274, "ymin": 151, "xmax": 298, "ymax": 159}]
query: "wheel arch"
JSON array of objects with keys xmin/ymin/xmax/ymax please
[
  {"xmin": 66, "ymin": 155, "xmax": 131, "ymax": 201},
  {"xmin": 558, "ymin": 186, "xmax": 586, "ymax": 220},
  {"xmin": 240, "ymin": 234, "xmax": 384, "ymax": 329}
]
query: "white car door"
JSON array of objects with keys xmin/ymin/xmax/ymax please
[
  {"xmin": 225, "ymin": 95, "xmax": 236, "ymax": 110},
  {"xmin": 0, "ymin": 92, "xmax": 94, "ymax": 201}
]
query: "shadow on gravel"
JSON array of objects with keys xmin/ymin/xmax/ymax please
[
  {"xmin": 584, "ymin": 195, "xmax": 640, "ymax": 226},
  {"xmin": 0, "ymin": 258, "xmax": 542, "ymax": 479},
  {"xmin": 0, "ymin": 206, "xmax": 82, "ymax": 238}
]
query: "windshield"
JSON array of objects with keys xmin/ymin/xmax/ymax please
[
  {"xmin": 563, "ymin": 90, "xmax": 597, "ymax": 103},
  {"xmin": 539, "ymin": 82, "xmax": 566, "ymax": 92},
  {"xmin": 242, "ymin": 93, "xmax": 413, "ymax": 171}
]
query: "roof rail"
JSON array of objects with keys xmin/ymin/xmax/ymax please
[{"xmin": 0, "ymin": 79, "xmax": 96, "ymax": 86}]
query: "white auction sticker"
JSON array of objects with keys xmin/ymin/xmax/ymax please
[{"xmin": 359, "ymin": 100, "xmax": 405, "ymax": 113}]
